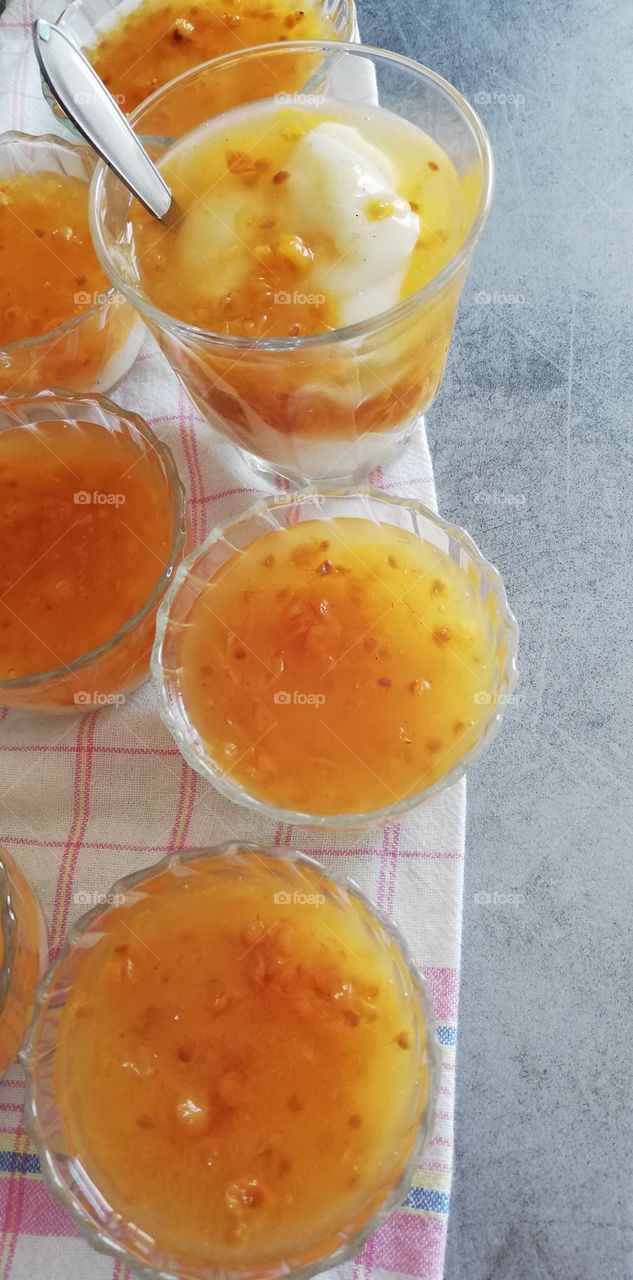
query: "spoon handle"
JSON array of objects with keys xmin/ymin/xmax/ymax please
[{"xmin": 32, "ymin": 19, "xmax": 173, "ymax": 221}]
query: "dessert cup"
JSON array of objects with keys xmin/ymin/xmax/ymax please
[
  {"xmin": 0, "ymin": 389, "xmax": 187, "ymax": 712},
  {"xmin": 42, "ymin": 0, "xmax": 358, "ymax": 138},
  {"xmin": 153, "ymin": 489, "xmax": 518, "ymax": 829},
  {"xmin": 0, "ymin": 132, "xmax": 144, "ymax": 396},
  {"xmin": 23, "ymin": 843, "xmax": 439, "ymax": 1280},
  {"xmin": 90, "ymin": 43, "xmax": 493, "ymax": 484}
]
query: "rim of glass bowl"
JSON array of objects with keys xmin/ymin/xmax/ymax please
[
  {"xmin": 0, "ymin": 132, "xmax": 124, "ymax": 357},
  {"xmin": 43, "ymin": 0, "xmax": 359, "ymax": 139},
  {"xmin": 152, "ymin": 487, "xmax": 519, "ymax": 830},
  {"xmin": 89, "ymin": 41, "xmax": 494, "ymax": 353},
  {"xmin": 21, "ymin": 841, "xmax": 441, "ymax": 1280},
  {"xmin": 0, "ymin": 855, "xmax": 17, "ymax": 1021},
  {"xmin": 0, "ymin": 388, "xmax": 187, "ymax": 693}
]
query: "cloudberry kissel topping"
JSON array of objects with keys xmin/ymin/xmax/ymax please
[
  {"xmin": 177, "ymin": 517, "xmax": 495, "ymax": 814},
  {"xmin": 0, "ymin": 171, "xmax": 108, "ymax": 343},
  {"xmin": 87, "ymin": 0, "xmax": 337, "ymax": 114},
  {"xmin": 0, "ymin": 419, "xmax": 174, "ymax": 679},
  {"xmin": 54, "ymin": 852, "xmax": 430, "ymax": 1264}
]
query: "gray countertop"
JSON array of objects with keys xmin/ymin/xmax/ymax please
[{"xmin": 360, "ymin": 1, "xmax": 633, "ymax": 1277}]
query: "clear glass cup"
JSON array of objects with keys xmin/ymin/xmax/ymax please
[
  {"xmin": 0, "ymin": 389, "xmax": 187, "ymax": 713},
  {"xmin": 0, "ymin": 847, "xmax": 47, "ymax": 1075},
  {"xmin": 42, "ymin": 0, "xmax": 358, "ymax": 139},
  {"xmin": 90, "ymin": 43, "xmax": 493, "ymax": 484},
  {"xmin": 0, "ymin": 133, "xmax": 144, "ymax": 397},
  {"xmin": 153, "ymin": 489, "xmax": 518, "ymax": 830},
  {"xmin": 22, "ymin": 842, "xmax": 440, "ymax": 1280}
]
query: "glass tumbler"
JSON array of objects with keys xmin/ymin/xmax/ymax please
[{"xmin": 90, "ymin": 43, "xmax": 493, "ymax": 484}]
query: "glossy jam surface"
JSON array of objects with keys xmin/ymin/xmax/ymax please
[
  {"xmin": 0, "ymin": 170, "xmax": 108, "ymax": 343},
  {"xmin": 55, "ymin": 854, "xmax": 427, "ymax": 1267},
  {"xmin": 178, "ymin": 518, "xmax": 496, "ymax": 814},
  {"xmin": 0, "ymin": 166, "xmax": 141, "ymax": 395},
  {"xmin": 0, "ymin": 420, "xmax": 175, "ymax": 680},
  {"xmin": 88, "ymin": 0, "xmax": 338, "ymax": 114},
  {"xmin": 0, "ymin": 848, "xmax": 46, "ymax": 1074},
  {"xmin": 132, "ymin": 101, "xmax": 466, "ymax": 338}
]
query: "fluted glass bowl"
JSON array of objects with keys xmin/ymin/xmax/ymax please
[
  {"xmin": 22, "ymin": 842, "xmax": 439, "ymax": 1280},
  {"xmin": 153, "ymin": 488, "xmax": 518, "ymax": 830},
  {"xmin": 42, "ymin": 0, "xmax": 358, "ymax": 139},
  {"xmin": 0, "ymin": 389, "xmax": 187, "ymax": 712},
  {"xmin": 0, "ymin": 133, "xmax": 144, "ymax": 396}
]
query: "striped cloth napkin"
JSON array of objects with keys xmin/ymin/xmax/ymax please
[{"xmin": 0, "ymin": 5, "xmax": 464, "ymax": 1277}]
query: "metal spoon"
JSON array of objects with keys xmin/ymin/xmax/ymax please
[{"xmin": 32, "ymin": 19, "xmax": 176, "ymax": 223}]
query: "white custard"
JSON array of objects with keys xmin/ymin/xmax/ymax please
[
  {"xmin": 285, "ymin": 122, "xmax": 419, "ymax": 326},
  {"xmin": 173, "ymin": 113, "xmax": 421, "ymax": 327}
]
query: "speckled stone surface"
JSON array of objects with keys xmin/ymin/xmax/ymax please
[{"xmin": 359, "ymin": 1, "xmax": 633, "ymax": 1277}]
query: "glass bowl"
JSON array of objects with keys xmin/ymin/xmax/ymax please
[
  {"xmin": 0, "ymin": 132, "xmax": 144, "ymax": 396},
  {"xmin": 0, "ymin": 389, "xmax": 187, "ymax": 713},
  {"xmin": 0, "ymin": 846, "xmax": 47, "ymax": 1075},
  {"xmin": 42, "ymin": 0, "xmax": 358, "ymax": 138},
  {"xmin": 90, "ymin": 43, "xmax": 493, "ymax": 484},
  {"xmin": 152, "ymin": 488, "xmax": 518, "ymax": 830},
  {"xmin": 22, "ymin": 842, "xmax": 439, "ymax": 1280}
]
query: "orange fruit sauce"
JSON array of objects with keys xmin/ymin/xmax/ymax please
[
  {"xmin": 55, "ymin": 852, "xmax": 430, "ymax": 1269},
  {"xmin": 178, "ymin": 517, "xmax": 496, "ymax": 815},
  {"xmin": 0, "ymin": 419, "xmax": 176, "ymax": 683},
  {"xmin": 88, "ymin": 0, "xmax": 340, "ymax": 114}
]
